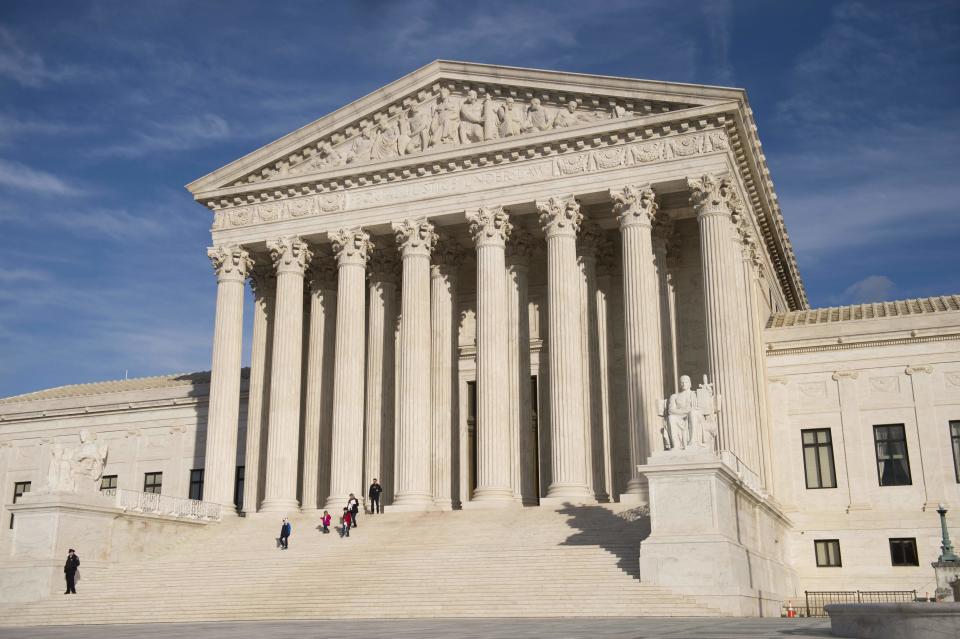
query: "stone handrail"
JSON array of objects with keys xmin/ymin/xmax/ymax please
[{"xmin": 101, "ymin": 488, "xmax": 222, "ymax": 521}]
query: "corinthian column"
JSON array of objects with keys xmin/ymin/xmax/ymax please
[
  {"xmin": 537, "ymin": 196, "xmax": 594, "ymax": 503},
  {"xmin": 392, "ymin": 219, "xmax": 438, "ymax": 511},
  {"xmin": 689, "ymin": 174, "xmax": 750, "ymax": 459},
  {"xmin": 204, "ymin": 244, "xmax": 253, "ymax": 513},
  {"xmin": 465, "ymin": 206, "xmax": 517, "ymax": 507},
  {"xmin": 242, "ymin": 265, "xmax": 274, "ymax": 513},
  {"xmin": 326, "ymin": 228, "xmax": 372, "ymax": 509},
  {"xmin": 612, "ymin": 185, "xmax": 664, "ymax": 504},
  {"xmin": 300, "ymin": 257, "xmax": 337, "ymax": 512},
  {"xmin": 578, "ymin": 220, "xmax": 608, "ymax": 502},
  {"xmin": 364, "ymin": 247, "xmax": 398, "ymax": 508},
  {"xmin": 260, "ymin": 237, "xmax": 312, "ymax": 513},
  {"xmin": 431, "ymin": 236, "xmax": 463, "ymax": 510},
  {"xmin": 507, "ymin": 228, "xmax": 537, "ymax": 505}
]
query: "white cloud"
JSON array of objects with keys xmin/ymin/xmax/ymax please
[
  {"xmin": 841, "ymin": 275, "xmax": 896, "ymax": 304},
  {"xmin": 53, "ymin": 207, "xmax": 167, "ymax": 241},
  {"xmin": 94, "ymin": 113, "xmax": 232, "ymax": 158},
  {"xmin": 0, "ymin": 27, "xmax": 81, "ymax": 87},
  {"xmin": 0, "ymin": 158, "xmax": 86, "ymax": 196},
  {"xmin": 0, "ymin": 267, "xmax": 49, "ymax": 283}
]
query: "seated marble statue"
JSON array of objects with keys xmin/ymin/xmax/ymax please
[
  {"xmin": 662, "ymin": 374, "xmax": 720, "ymax": 453},
  {"xmin": 42, "ymin": 429, "xmax": 108, "ymax": 494}
]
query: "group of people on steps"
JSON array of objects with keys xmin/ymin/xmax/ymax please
[{"xmin": 278, "ymin": 478, "xmax": 384, "ymax": 548}]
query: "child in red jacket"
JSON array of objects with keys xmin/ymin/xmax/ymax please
[
  {"xmin": 339, "ymin": 507, "xmax": 351, "ymax": 538},
  {"xmin": 321, "ymin": 510, "xmax": 331, "ymax": 534}
]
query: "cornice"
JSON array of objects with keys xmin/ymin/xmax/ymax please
[
  {"xmin": 765, "ymin": 332, "xmax": 960, "ymax": 357},
  {"xmin": 0, "ymin": 393, "xmax": 234, "ymax": 426}
]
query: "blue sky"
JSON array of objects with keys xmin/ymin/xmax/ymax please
[{"xmin": 1, "ymin": 0, "xmax": 958, "ymax": 397}]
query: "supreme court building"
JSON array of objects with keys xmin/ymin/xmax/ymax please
[{"xmin": 2, "ymin": 62, "xmax": 959, "ymax": 613}]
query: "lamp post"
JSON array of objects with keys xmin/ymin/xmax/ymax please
[{"xmin": 937, "ymin": 503, "xmax": 959, "ymax": 562}]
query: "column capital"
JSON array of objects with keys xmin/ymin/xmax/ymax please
[
  {"xmin": 248, "ymin": 264, "xmax": 276, "ymax": 295},
  {"xmin": 611, "ymin": 184, "xmax": 657, "ymax": 229},
  {"xmin": 506, "ymin": 226, "xmax": 537, "ymax": 267},
  {"xmin": 267, "ymin": 236, "xmax": 312, "ymax": 275},
  {"xmin": 306, "ymin": 256, "xmax": 338, "ymax": 290},
  {"xmin": 393, "ymin": 218, "xmax": 438, "ymax": 257},
  {"xmin": 467, "ymin": 206, "xmax": 512, "ymax": 247},
  {"xmin": 330, "ymin": 227, "xmax": 373, "ymax": 266},
  {"xmin": 577, "ymin": 219, "xmax": 603, "ymax": 259},
  {"xmin": 432, "ymin": 235, "xmax": 466, "ymax": 272},
  {"xmin": 537, "ymin": 196, "xmax": 581, "ymax": 238},
  {"xmin": 208, "ymin": 244, "xmax": 254, "ymax": 283},
  {"xmin": 688, "ymin": 173, "xmax": 739, "ymax": 218},
  {"xmin": 368, "ymin": 246, "xmax": 400, "ymax": 283}
]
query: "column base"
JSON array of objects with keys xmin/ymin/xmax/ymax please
[
  {"xmin": 432, "ymin": 499, "xmax": 458, "ymax": 511},
  {"xmin": 617, "ymin": 492, "xmax": 649, "ymax": 507},
  {"xmin": 538, "ymin": 495, "xmax": 598, "ymax": 508},
  {"xmin": 462, "ymin": 497, "xmax": 522, "ymax": 510},
  {"xmin": 258, "ymin": 498, "xmax": 300, "ymax": 514},
  {"xmin": 389, "ymin": 492, "xmax": 435, "ymax": 512}
]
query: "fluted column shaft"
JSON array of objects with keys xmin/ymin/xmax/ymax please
[
  {"xmin": 261, "ymin": 237, "xmax": 312, "ymax": 513},
  {"xmin": 466, "ymin": 207, "xmax": 516, "ymax": 506},
  {"xmin": 326, "ymin": 228, "xmax": 371, "ymax": 509},
  {"xmin": 537, "ymin": 196, "xmax": 593, "ymax": 502},
  {"xmin": 204, "ymin": 245, "xmax": 253, "ymax": 513},
  {"xmin": 578, "ymin": 223, "xmax": 608, "ymax": 502},
  {"xmin": 300, "ymin": 261, "xmax": 337, "ymax": 511},
  {"xmin": 594, "ymin": 263, "xmax": 615, "ymax": 502},
  {"xmin": 431, "ymin": 244, "xmax": 460, "ymax": 510},
  {"xmin": 611, "ymin": 186, "xmax": 666, "ymax": 502},
  {"xmin": 242, "ymin": 267, "xmax": 274, "ymax": 513},
  {"xmin": 392, "ymin": 219, "xmax": 437, "ymax": 510},
  {"xmin": 364, "ymin": 251, "xmax": 397, "ymax": 508},
  {"xmin": 507, "ymin": 229, "xmax": 537, "ymax": 505},
  {"xmin": 689, "ymin": 175, "xmax": 750, "ymax": 458}
]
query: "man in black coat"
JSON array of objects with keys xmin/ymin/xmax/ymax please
[
  {"xmin": 368, "ymin": 478, "xmax": 383, "ymax": 515},
  {"xmin": 64, "ymin": 549, "xmax": 79, "ymax": 594}
]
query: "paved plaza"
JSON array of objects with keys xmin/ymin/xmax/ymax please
[{"xmin": 0, "ymin": 618, "xmax": 832, "ymax": 639}]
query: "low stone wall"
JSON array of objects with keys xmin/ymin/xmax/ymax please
[
  {"xmin": 0, "ymin": 492, "xmax": 213, "ymax": 602},
  {"xmin": 827, "ymin": 602, "xmax": 960, "ymax": 639}
]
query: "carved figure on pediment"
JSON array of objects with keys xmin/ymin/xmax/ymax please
[
  {"xmin": 553, "ymin": 100, "xmax": 584, "ymax": 129},
  {"xmin": 525, "ymin": 98, "xmax": 553, "ymax": 132},
  {"xmin": 611, "ymin": 105, "xmax": 627, "ymax": 118},
  {"xmin": 371, "ymin": 120, "xmax": 401, "ymax": 160},
  {"xmin": 661, "ymin": 375, "xmax": 720, "ymax": 453},
  {"xmin": 498, "ymin": 97, "xmax": 525, "ymax": 138},
  {"xmin": 458, "ymin": 90, "xmax": 485, "ymax": 145},
  {"xmin": 430, "ymin": 88, "xmax": 460, "ymax": 147},
  {"xmin": 482, "ymin": 94, "xmax": 499, "ymax": 141},
  {"xmin": 41, "ymin": 429, "xmax": 108, "ymax": 494},
  {"xmin": 398, "ymin": 105, "xmax": 432, "ymax": 156},
  {"xmin": 345, "ymin": 127, "xmax": 376, "ymax": 164},
  {"xmin": 74, "ymin": 429, "xmax": 108, "ymax": 486}
]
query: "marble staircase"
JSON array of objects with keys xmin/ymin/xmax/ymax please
[{"xmin": 1, "ymin": 504, "xmax": 721, "ymax": 625}]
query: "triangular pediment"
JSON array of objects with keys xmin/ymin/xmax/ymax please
[{"xmin": 186, "ymin": 60, "xmax": 746, "ymax": 198}]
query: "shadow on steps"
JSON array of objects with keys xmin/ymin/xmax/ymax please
[{"xmin": 557, "ymin": 505, "xmax": 651, "ymax": 580}]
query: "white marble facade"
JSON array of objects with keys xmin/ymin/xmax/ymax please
[{"xmin": 1, "ymin": 62, "xmax": 958, "ymax": 599}]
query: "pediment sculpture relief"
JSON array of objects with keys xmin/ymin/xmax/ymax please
[
  {"xmin": 280, "ymin": 89, "xmax": 630, "ymax": 180},
  {"xmin": 41, "ymin": 428, "xmax": 109, "ymax": 494},
  {"xmin": 659, "ymin": 374, "xmax": 721, "ymax": 453}
]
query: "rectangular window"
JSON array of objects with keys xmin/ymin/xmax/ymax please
[
  {"xmin": 100, "ymin": 475, "xmax": 118, "ymax": 491},
  {"xmin": 10, "ymin": 481, "xmax": 31, "ymax": 529},
  {"xmin": 144, "ymin": 472, "xmax": 163, "ymax": 494},
  {"xmin": 874, "ymin": 424, "xmax": 912, "ymax": 486},
  {"xmin": 815, "ymin": 539, "xmax": 842, "ymax": 567},
  {"xmin": 234, "ymin": 466, "xmax": 244, "ymax": 511},
  {"xmin": 951, "ymin": 421, "xmax": 960, "ymax": 483},
  {"xmin": 188, "ymin": 469, "xmax": 204, "ymax": 501},
  {"xmin": 802, "ymin": 429, "xmax": 837, "ymax": 489},
  {"xmin": 889, "ymin": 538, "xmax": 919, "ymax": 566}
]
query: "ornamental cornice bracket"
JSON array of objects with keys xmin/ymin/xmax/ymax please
[
  {"xmin": 610, "ymin": 184, "xmax": 657, "ymax": 228},
  {"xmin": 832, "ymin": 370, "xmax": 860, "ymax": 381},
  {"xmin": 467, "ymin": 205, "xmax": 512, "ymax": 246},
  {"xmin": 536, "ymin": 195, "xmax": 582, "ymax": 238},
  {"xmin": 207, "ymin": 244, "xmax": 254, "ymax": 281},
  {"xmin": 905, "ymin": 364, "xmax": 933, "ymax": 376}
]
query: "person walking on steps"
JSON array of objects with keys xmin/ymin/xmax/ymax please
[
  {"xmin": 321, "ymin": 510, "xmax": 331, "ymax": 534},
  {"xmin": 368, "ymin": 478, "xmax": 382, "ymax": 515},
  {"xmin": 339, "ymin": 508, "xmax": 352, "ymax": 537},
  {"xmin": 348, "ymin": 493, "xmax": 360, "ymax": 528},
  {"xmin": 64, "ymin": 548, "xmax": 80, "ymax": 594},
  {"xmin": 279, "ymin": 518, "xmax": 292, "ymax": 549}
]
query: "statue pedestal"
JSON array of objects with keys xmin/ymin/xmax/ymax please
[
  {"xmin": 933, "ymin": 560, "xmax": 960, "ymax": 601},
  {"xmin": 1, "ymin": 492, "xmax": 210, "ymax": 603},
  {"xmin": 637, "ymin": 448, "xmax": 797, "ymax": 616}
]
